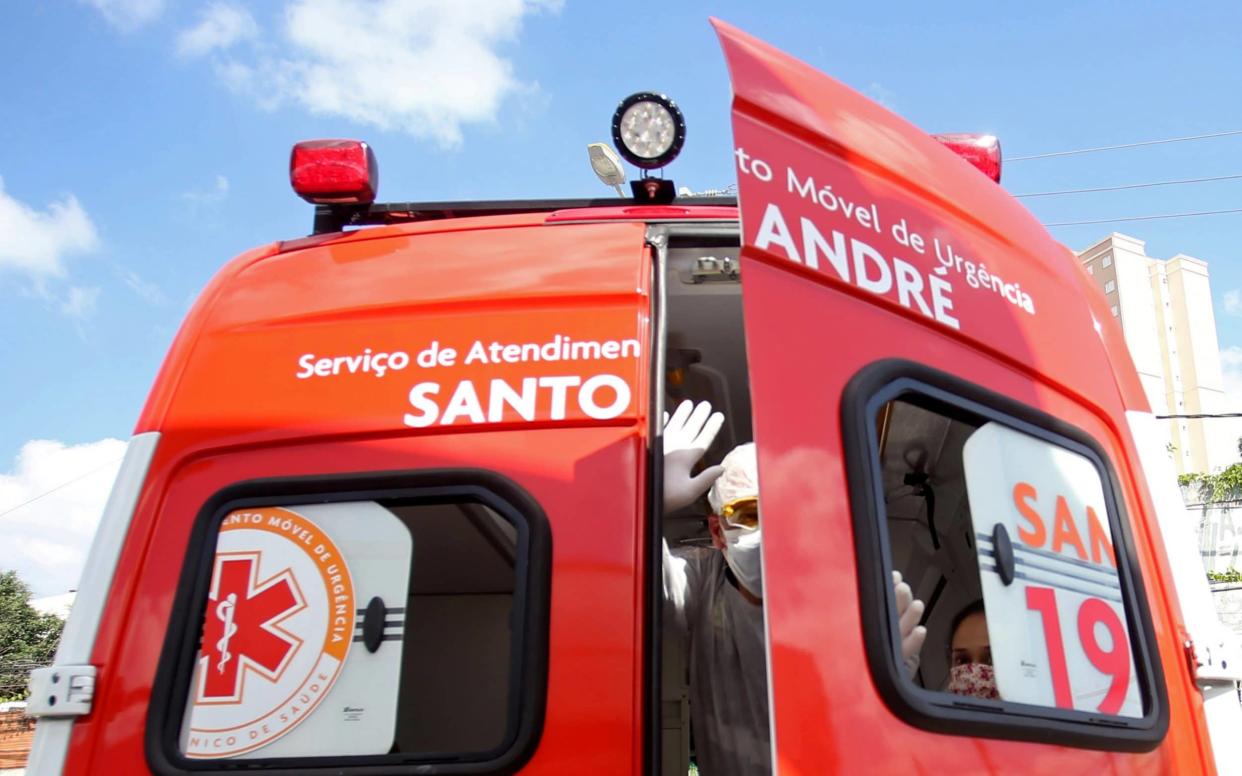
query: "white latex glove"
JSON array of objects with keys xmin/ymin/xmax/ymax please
[
  {"xmin": 663, "ymin": 400, "xmax": 726, "ymax": 512},
  {"xmin": 893, "ymin": 570, "xmax": 927, "ymax": 679}
]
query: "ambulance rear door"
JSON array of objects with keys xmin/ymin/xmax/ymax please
[
  {"xmin": 715, "ymin": 18, "xmax": 1204, "ymax": 774},
  {"xmin": 56, "ymin": 218, "xmax": 656, "ymax": 775}
]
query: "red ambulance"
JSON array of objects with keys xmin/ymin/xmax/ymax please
[{"xmin": 24, "ymin": 18, "xmax": 1242, "ymax": 775}]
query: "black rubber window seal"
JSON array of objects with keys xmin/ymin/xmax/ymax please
[
  {"xmin": 144, "ymin": 468, "xmax": 551, "ymax": 775},
  {"xmin": 843, "ymin": 359, "xmax": 1169, "ymax": 752}
]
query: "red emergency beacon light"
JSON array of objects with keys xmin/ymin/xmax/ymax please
[
  {"xmin": 289, "ymin": 139, "xmax": 378, "ymax": 204},
  {"xmin": 933, "ymin": 132, "xmax": 1003, "ymax": 182}
]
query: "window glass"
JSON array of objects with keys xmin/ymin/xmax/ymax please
[
  {"xmin": 876, "ymin": 396, "xmax": 1145, "ymax": 719},
  {"xmin": 178, "ymin": 497, "xmax": 520, "ymax": 762},
  {"xmin": 1111, "ymin": 306, "xmax": 1119, "ymax": 318},
  {"xmin": 963, "ymin": 422, "xmax": 1140, "ymax": 716},
  {"xmin": 1102, "ymin": 254, "xmax": 1113, "ymax": 268},
  {"xmin": 1104, "ymin": 280, "xmax": 1117, "ymax": 294},
  {"xmin": 1086, "ymin": 264, "xmax": 1094, "ymax": 275}
]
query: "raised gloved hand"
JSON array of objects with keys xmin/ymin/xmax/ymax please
[
  {"xmin": 893, "ymin": 570, "xmax": 927, "ymax": 679},
  {"xmin": 663, "ymin": 400, "xmax": 725, "ymax": 513}
]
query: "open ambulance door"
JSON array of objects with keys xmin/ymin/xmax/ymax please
[{"xmin": 714, "ymin": 18, "xmax": 1201, "ymax": 773}]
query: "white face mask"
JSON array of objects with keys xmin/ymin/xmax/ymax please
[{"xmin": 722, "ymin": 526, "xmax": 763, "ymax": 598}]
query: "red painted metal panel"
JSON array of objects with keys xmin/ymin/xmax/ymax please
[
  {"xmin": 714, "ymin": 16, "xmax": 1209, "ymax": 774},
  {"xmin": 137, "ymin": 221, "xmax": 650, "ymax": 452},
  {"xmin": 74, "ymin": 220, "xmax": 652, "ymax": 773},
  {"xmin": 70, "ymin": 428, "xmax": 647, "ymax": 774}
]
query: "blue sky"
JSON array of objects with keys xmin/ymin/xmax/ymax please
[{"xmin": 2, "ymin": 0, "xmax": 1241, "ymax": 594}]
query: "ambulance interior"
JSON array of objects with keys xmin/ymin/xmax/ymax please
[
  {"xmin": 389, "ymin": 500, "xmax": 517, "ymax": 756},
  {"xmin": 660, "ymin": 232, "xmax": 754, "ymax": 774},
  {"xmin": 876, "ymin": 398, "xmax": 988, "ymax": 692},
  {"xmin": 658, "ymin": 234, "xmax": 987, "ymax": 772}
]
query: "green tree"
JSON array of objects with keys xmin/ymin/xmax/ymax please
[{"xmin": 0, "ymin": 570, "xmax": 64, "ymax": 664}]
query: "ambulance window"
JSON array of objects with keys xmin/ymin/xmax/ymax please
[
  {"xmin": 849, "ymin": 370, "xmax": 1166, "ymax": 750},
  {"xmin": 153, "ymin": 476, "xmax": 549, "ymax": 773}
]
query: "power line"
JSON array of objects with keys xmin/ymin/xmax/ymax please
[
  {"xmin": 1155, "ymin": 413, "xmax": 1242, "ymax": 420},
  {"xmin": 1010, "ymin": 129, "xmax": 1242, "ymax": 161},
  {"xmin": 1014, "ymin": 173, "xmax": 1242, "ymax": 199},
  {"xmin": 0, "ymin": 458, "xmax": 122, "ymax": 520},
  {"xmin": 1042, "ymin": 207, "xmax": 1242, "ymax": 227}
]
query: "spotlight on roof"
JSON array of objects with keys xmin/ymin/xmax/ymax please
[
  {"xmin": 587, "ymin": 142, "xmax": 627, "ymax": 197},
  {"xmin": 611, "ymin": 92, "xmax": 686, "ymax": 171}
]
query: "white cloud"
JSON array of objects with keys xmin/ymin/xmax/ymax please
[
  {"xmin": 1222, "ymin": 346, "xmax": 1242, "ymax": 408},
  {"xmin": 80, "ymin": 0, "xmax": 165, "ymax": 31},
  {"xmin": 183, "ymin": 0, "xmax": 561, "ymax": 147},
  {"xmin": 120, "ymin": 268, "xmax": 166, "ymax": 305},
  {"xmin": 1224, "ymin": 289, "xmax": 1242, "ymax": 317},
  {"xmin": 181, "ymin": 174, "xmax": 230, "ymax": 205},
  {"xmin": 0, "ymin": 439, "xmax": 127, "ymax": 597},
  {"xmin": 1216, "ymin": 348, "xmax": 1242, "ymax": 465},
  {"xmin": 0, "ymin": 177, "xmax": 99, "ymax": 278},
  {"xmin": 177, "ymin": 3, "xmax": 258, "ymax": 57},
  {"xmin": 865, "ymin": 82, "xmax": 898, "ymax": 113},
  {"xmin": 58, "ymin": 286, "xmax": 101, "ymax": 319}
]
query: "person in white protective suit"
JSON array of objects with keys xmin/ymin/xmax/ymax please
[{"xmin": 661, "ymin": 401, "xmax": 927, "ymax": 775}]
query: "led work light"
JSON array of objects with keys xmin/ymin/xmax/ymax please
[{"xmin": 611, "ymin": 92, "xmax": 686, "ymax": 170}]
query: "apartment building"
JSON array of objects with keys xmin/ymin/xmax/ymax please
[{"xmin": 1078, "ymin": 233, "xmax": 1238, "ymax": 475}]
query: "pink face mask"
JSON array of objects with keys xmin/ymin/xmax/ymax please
[{"xmin": 947, "ymin": 662, "xmax": 999, "ymax": 700}]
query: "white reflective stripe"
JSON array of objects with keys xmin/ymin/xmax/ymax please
[
  {"xmin": 1125, "ymin": 412, "xmax": 1242, "ymax": 771},
  {"xmin": 25, "ymin": 721, "xmax": 72, "ymax": 776},
  {"xmin": 27, "ymin": 432, "xmax": 159, "ymax": 776}
]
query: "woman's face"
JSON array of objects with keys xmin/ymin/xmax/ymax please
[{"xmin": 950, "ymin": 610, "xmax": 991, "ymax": 667}]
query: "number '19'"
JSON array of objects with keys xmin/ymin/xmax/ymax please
[{"xmin": 1024, "ymin": 585, "xmax": 1131, "ymax": 715}]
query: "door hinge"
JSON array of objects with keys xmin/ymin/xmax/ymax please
[
  {"xmin": 1184, "ymin": 634, "xmax": 1242, "ymax": 688},
  {"xmin": 25, "ymin": 665, "xmax": 96, "ymax": 718}
]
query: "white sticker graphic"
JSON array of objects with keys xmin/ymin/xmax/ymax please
[
  {"xmin": 183, "ymin": 507, "xmax": 355, "ymax": 758},
  {"xmin": 181, "ymin": 502, "xmax": 414, "ymax": 759},
  {"xmin": 963, "ymin": 422, "xmax": 1141, "ymax": 718}
]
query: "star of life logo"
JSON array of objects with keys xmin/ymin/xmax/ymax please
[
  {"xmin": 183, "ymin": 507, "xmax": 355, "ymax": 759},
  {"xmin": 199, "ymin": 553, "xmax": 306, "ymax": 703}
]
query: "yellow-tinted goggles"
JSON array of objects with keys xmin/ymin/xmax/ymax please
[{"xmin": 720, "ymin": 497, "xmax": 759, "ymax": 530}]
